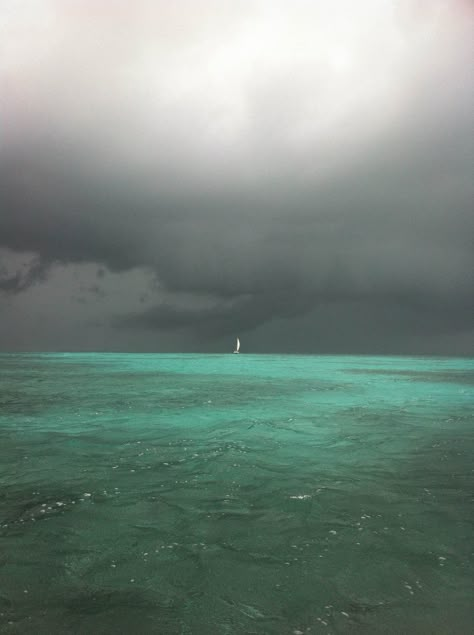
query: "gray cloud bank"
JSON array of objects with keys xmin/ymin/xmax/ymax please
[{"xmin": 1, "ymin": 0, "xmax": 473, "ymax": 352}]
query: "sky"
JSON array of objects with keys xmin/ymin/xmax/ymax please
[{"xmin": 1, "ymin": 0, "xmax": 473, "ymax": 355}]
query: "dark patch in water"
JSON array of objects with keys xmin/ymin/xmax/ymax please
[
  {"xmin": 345, "ymin": 368, "xmax": 474, "ymax": 386},
  {"xmin": 63, "ymin": 588, "xmax": 170, "ymax": 614}
]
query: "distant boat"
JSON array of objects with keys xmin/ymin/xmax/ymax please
[{"xmin": 233, "ymin": 337, "xmax": 240, "ymax": 354}]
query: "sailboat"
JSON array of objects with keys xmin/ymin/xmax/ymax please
[{"xmin": 233, "ymin": 337, "xmax": 240, "ymax": 354}]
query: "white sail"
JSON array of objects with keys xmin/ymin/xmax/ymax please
[{"xmin": 233, "ymin": 337, "xmax": 240, "ymax": 353}]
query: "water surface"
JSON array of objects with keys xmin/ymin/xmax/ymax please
[{"xmin": 0, "ymin": 353, "xmax": 473, "ymax": 633}]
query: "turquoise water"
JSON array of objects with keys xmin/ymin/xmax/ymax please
[{"xmin": 0, "ymin": 353, "xmax": 473, "ymax": 634}]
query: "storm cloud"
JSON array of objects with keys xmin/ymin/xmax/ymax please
[{"xmin": 1, "ymin": 0, "xmax": 473, "ymax": 353}]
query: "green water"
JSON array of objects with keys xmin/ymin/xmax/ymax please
[{"xmin": 0, "ymin": 353, "xmax": 473, "ymax": 634}]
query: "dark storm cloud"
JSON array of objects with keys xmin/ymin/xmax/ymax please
[
  {"xmin": 118, "ymin": 290, "xmax": 316, "ymax": 336},
  {"xmin": 79, "ymin": 283, "xmax": 106, "ymax": 300},
  {"xmin": 0, "ymin": 257, "xmax": 50, "ymax": 294},
  {"xmin": 1, "ymin": 0, "xmax": 473, "ymax": 351}
]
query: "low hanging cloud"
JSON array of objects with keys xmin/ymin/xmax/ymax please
[
  {"xmin": 0, "ymin": 255, "xmax": 50, "ymax": 294},
  {"xmin": 1, "ymin": 0, "xmax": 473, "ymax": 349}
]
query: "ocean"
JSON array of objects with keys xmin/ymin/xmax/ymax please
[{"xmin": 0, "ymin": 353, "xmax": 473, "ymax": 634}]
